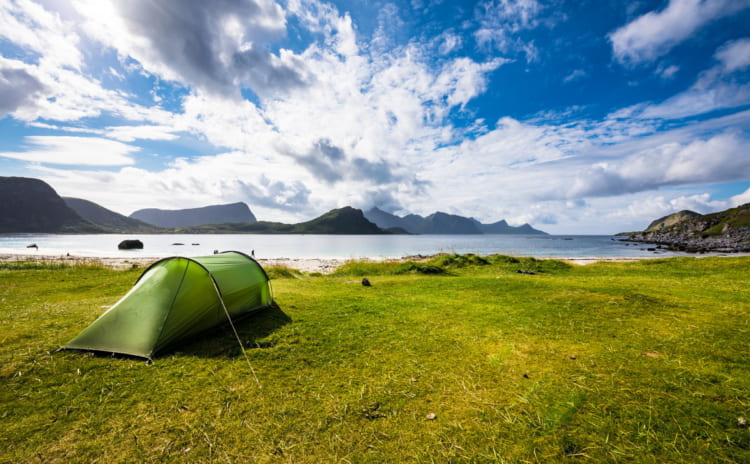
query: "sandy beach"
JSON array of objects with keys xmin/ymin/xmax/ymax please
[
  {"xmin": 0, "ymin": 253, "xmax": 349, "ymax": 273},
  {"xmin": 0, "ymin": 252, "xmax": 723, "ymax": 273}
]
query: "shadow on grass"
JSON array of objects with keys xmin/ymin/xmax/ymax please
[
  {"xmin": 57, "ymin": 303, "xmax": 292, "ymax": 362},
  {"xmin": 176, "ymin": 302, "xmax": 292, "ymax": 359}
]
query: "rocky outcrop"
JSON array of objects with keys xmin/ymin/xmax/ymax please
[
  {"xmin": 624, "ymin": 204, "xmax": 750, "ymax": 253},
  {"xmin": 644, "ymin": 210, "xmax": 701, "ymax": 232},
  {"xmin": 118, "ymin": 239, "xmax": 144, "ymax": 250}
]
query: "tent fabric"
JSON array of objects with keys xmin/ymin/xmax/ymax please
[{"xmin": 63, "ymin": 251, "xmax": 271, "ymax": 359}]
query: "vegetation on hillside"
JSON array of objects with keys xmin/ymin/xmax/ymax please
[{"xmin": 2, "ymin": 256, "xmax": 749, "ymax": 462}]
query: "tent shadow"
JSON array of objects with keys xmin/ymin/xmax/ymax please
[{"xmin": 173, "ymin": 302, "xmax": 292, "ymax": 359}]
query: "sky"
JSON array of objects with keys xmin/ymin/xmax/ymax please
[{"xmin": 0, "ymin": 0, "xmax": 749, "ymax": 234}]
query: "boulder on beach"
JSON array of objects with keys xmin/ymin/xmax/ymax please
[{"xmin": 118, "ymin": 239, "xmax": 144, "ymax": 250}]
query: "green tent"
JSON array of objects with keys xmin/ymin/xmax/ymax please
[{"xmin": 63, "ymin": 251, "xmax": 272, "ymax": 359}]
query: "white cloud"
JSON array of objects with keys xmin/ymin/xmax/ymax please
[
  {"xmin": 104, "ymin": 125, "xmax": 180, "ymax": 142},
  {"xmin": 0, "ymin": 0, "xmax": 83, "ymax": 69},
  {"xmin": 1, "ymin": 0, "xmax": 749, "ymax": 236},
  {"xmin": 0, "ymin": 136, "xmax": 138, "ymax": 165},
  {"xmin": 605, "ymin": 192, "xmax": 728, "ymax": 231},
  {"xmin": 474, "ymin": 0, "xmax": 544, "ymax": 62},
  {"xmin": 730, "ymin": 187, "xmax": 750, "ymax": 206},
  {"xmin": 563, "ymin": 69, "xmax": 586, "ymax": 84},
  {"xmin": 30, "ymin": 150, "xmax": 317, "ymax": 220},
  {"xmin": 0, "ymin": 58, "xmax": 46, "ymax": 117},
  {"xmin": 438, "ymin": 32, "xmax": 462, "ymax": 55},
  {"xmin": 74, "ymin": 0, "xmax": 304, "ymax": 97},
  {"xmin": 477, "ymin": 0, "xmax": 541, "ymax": 33},
  {"xmin": 566, "ymin": 131, "xmax": 750, "ymax": 198},
  {"xmin": 715, "ymin": 38, "xmax": 750, "ymax": 73},
  {"xmin": 657, "ymin": 64, "xmax": 679, "ymax": 79},
  {"xmin": 610, "ymin": 0, "xmax": 750, "ymax": 65},
  {"xmin": 609, "ymin": 39, "xmax": 750, "ymax": 121}
]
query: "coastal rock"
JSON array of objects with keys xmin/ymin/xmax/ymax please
[
  {"xmin": 624, "ymin": 203, "xmax": 750, "ymax": 253},
  {"xmin": 118, "ymin": 239, "xmax": 144, "ymax": 250}
]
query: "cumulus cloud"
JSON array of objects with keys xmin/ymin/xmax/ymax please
[
  {"xmin": 0, "ymin": 65, "xmax": 46, "ymax": 117},
  {"xmin": 567, "ymin": 131, "xmax": 750, "ymax": 198},
  {"xmin": 75, "ymin": 0, "xmax": 308, "ymax": 96},
  {"xmin": 2, "ymin": 0, "xmax": 748, "ymax": 234},
  {"xmin": 730, "ymin": 187, "xmax": 750, "ymax": 206},
  {"xmin": 0, "ymin": 136, "xmax": 138, "ymax": 165},
  {"xmin": 236, "ymin": 177, "xmax": 313, "ymax": 213},
  {"xmin": 609, "ymin": 193, "xmax": 728, "ymax": 229},
  {"xmin": 610, "ymin": 0, "xmax": 750, "ymax": 65},
  {"xmin": 0, "ymin": 0, "xmax": 83, "ymax": 69},
  {"xmin": 715, "ymin": 38, "xmax": 750, "ymax": 73}
]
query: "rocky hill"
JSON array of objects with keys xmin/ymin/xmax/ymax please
[
  {"xmin": 624, "ymin": 204, "xmax": 750, "ymax": 252},
  {"xmin": 364, "ymin": 207, "xmax": 547, "ymax": 235},
  {"xmin": 64, "ymin": 198, "xmax": 164, "ymax": 233},
  {"xmin": 644, "ymin": 210, "xmax": 701, "ymax": 232},
  {"xmin": 0, "ymin": 177, "xmax": 103, "ymax": 233},
  {"xmin": 130, "ymin": 202, "xmax": 256, "ymax": 228},
  {"xmin": 173, "ymin": 207, "xmax": 387, "ymax": 234}
]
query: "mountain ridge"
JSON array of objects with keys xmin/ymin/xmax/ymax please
[
  {"xmin": 0, "ymin": 177, "xmax": 103, "ymax": 233},
  {"xmin": 364, "ymin": 207, "xmax": 547, "ymax": 235},
  {"xmin": 1, "ymin": 176, "xmax": 546, "ymax": 236},
  {"xmin": 130, "ymin": 202, "xmax": 257, "ymax": 228},
  {"xmin": 172, "ymin": 206, "xmax": 387, "ymax": 234},
  {"xmin": 64, "ymin": 198, "xmax": 164, "ymax": 233}
]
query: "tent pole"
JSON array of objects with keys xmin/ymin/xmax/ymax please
[{"xmin": 208, "ymin": 273, "xmax": 261, "ymax": 388}]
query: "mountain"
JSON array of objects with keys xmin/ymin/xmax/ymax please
[
  {"xmin": 0, "ymin": 177, "xmax": 103, "ymax": 233},
  {"xmin": 173, "ymin": 207, "xmax": 388, "ymax": 234},
  {"xmin": 293, "ymin": 206, "xmax": 385, "ymax": 234},
  {"xmin": 363, "ymin": 206, "xmax": 407, "ymax": 230},
  {"xmin": 130, "ymin": 202, "xmax": 257, "ymax": 228},
  {"xmin": 470, "ymin": 218, "xmax": 546, "ymax": 234},
  {"xmin": 364, "ymin": 207, "xmax": 547, "ymax": 235},
  {"xmin": 645, "ymin": 210, "xmax": 701, "ymax": 232},
  {"xmin": 625, "ymin": 204, "xmax": 750, "ymax": 252},
  {"xmin": 64, "ymin": 198, "xmax": 164, "ymax": 233}
]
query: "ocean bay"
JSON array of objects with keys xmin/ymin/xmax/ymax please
[{"xmin": 0, "ymin": 233, "xmax": 682, "ymax": 260}]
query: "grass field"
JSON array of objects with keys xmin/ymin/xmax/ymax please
[{"xmin": 1, "ymin": 255, "xmax": 749, "ymax": 463}]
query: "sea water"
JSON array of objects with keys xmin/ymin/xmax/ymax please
[{"xmin": 0, "ymin": 233, "xmax": 683, "ymax": 260}]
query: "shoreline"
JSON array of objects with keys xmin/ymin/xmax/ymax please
[{"xmin": 3, "ymin": 252, "xmax": 747, "ymax": 274}]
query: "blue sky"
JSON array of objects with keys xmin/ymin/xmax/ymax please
[{"xmin": 0, "ymin": 0, "xmax": 749, "ymax": 233}]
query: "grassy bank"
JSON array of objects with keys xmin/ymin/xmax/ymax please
[{"xmin": 1, "ymin": 256, "xmax": 749, "ymax": 462}]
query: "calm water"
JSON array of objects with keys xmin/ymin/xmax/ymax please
[{"xmin": 0, "ymin": 233, "xmax": 682, "ymax": 260}]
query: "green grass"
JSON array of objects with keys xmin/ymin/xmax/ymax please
[{"xmin": 1, "ymin": 256, "xmax": 749, "ymax": 463}]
